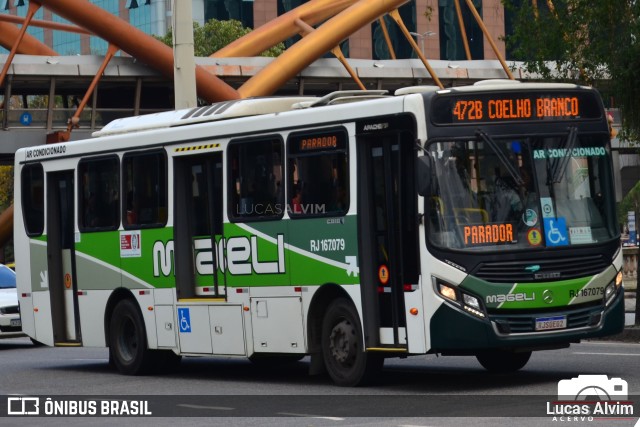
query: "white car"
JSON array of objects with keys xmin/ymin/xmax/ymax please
[{"xmin": 0, "ymin": 263, "xmax": 23, "ymax": 338}]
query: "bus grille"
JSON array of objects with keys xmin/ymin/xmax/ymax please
[
  {"xmin": 472, "ymin": 254, "xmax": 608, "ymax": 283},
  {"xmin": 491, "ymin": 305, "xmax": 602, "ymax": 334}
]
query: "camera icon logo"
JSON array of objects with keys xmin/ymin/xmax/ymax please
[{"xmin": 558, "ymin": 375, "xmax": 628, "ymax": 401}]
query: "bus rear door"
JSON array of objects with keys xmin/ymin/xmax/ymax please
[{"xmin": 46, "ymin": 170, "xmax": 81, "ymax": 344}]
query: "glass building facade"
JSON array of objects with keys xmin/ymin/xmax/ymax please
[{"xmin": 0, "ymin": 0, "xmax": 509, "ymax": 60}]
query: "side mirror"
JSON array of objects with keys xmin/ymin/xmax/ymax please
[{"xmin": 416, "ymin": 154, "xmax": 433, "ymax": 197}]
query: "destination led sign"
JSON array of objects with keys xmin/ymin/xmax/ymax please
[
  {"xmin": 289, "ymin": 128, "xmax": 347, "ymax": 154},
  {"xmin": 431, "ymin": 91, "xmax": 602, "ymax": 125}
]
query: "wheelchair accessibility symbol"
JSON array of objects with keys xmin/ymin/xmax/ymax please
[
  {"xmin": 177, "ymin": 308, "xmax": 191, "ymax": 333},
  {"xmin": 543, "ymin": 217, "xmax": 568, "ymax": 247}
]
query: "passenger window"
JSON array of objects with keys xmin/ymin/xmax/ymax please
[
  {"xmin": 78, "ymin": 156, "xmax": 119, "ymax": 231},
  {"xmin": 288, "ymin": 128, "xmax": 349, "ymax": 218},
  {"xmin": 122, "ymin": 151, "xmax": 167, "ymax": 229},
  {"xmin": 21, "ymin": 163, "xmax": 44, "ymax": 236},
  {"xmin": 228, "ymin": 137, "xmax": 283, "ymax": 221}
]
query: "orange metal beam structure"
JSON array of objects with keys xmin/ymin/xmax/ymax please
[
  {"xmin": 293, "ymin": 18, "xmax": 365, "ymax": 91},
  {"xmin": 238, "ymin": 0, "xmax": 412, "ymax": 97},
  {"xmin": 378, "ymin": 17, "xmax": 396, "ymax": 60},
  {"xmin": 213, "ymin": 0, "xmax": 357, "ymax": 58},
  {"xmin": 0, "ymin": 12, "xmax": 91, "ymax": 35},
  {"xmin": 31, "ymin": 0, "xmax": 239, "ymax": 103},
  {"xmin": 0, "ymin": 21, "xmax": 58, "ymax": 55},
  {"xmin": 48, "ymin": 44, "xmax": 121, "ymax": 143},
  {"xmin": 0, "ymin": 2, "xmax": 41, "ymax": 89},
  {"xmin": 454, "ymin": 0, "xmax": 472, "ymax": 60},
  {"xmin": 387, "ymin": 9, "xmax": 443, "ymax": 88},
  {"xmin": 462, "ymin": 0, "xmax": 514, "ymax": 79}
]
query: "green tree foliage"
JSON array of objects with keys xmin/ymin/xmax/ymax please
[
  {"xmin": 0, "ymin": 166, "xmax": 13, "ymax": 209},
  {"xmin": 618, "ymin": 180, "xmax": 640, "ymax": 226},
  {"xmin": 156, "ymin": 19, "xmax": 284, "ymax": 57},
  {"xmin": 504, "ymin": 1, "xmax": 640, "ymax": 140}
]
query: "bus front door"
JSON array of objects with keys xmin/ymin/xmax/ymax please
[
  {"xmin": 357, "ymin": 131, "xmax": 419, "ymax": 349},
  {"xmin": 46, "ymin": 170, "xmax": 81, "ymax": 344},
  {"xmin": 174, "ymin": 153, "xmax": 225, "ymax": 300}
]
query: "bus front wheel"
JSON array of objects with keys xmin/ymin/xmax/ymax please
[
  {"xmin": 476, "ymin": 350, "xmax": 532, "ymax": 373},
  {"xmin": 109, "ymin": 299, "xmax": 154, "ymax": 375},
  {"xmin": 321, "ymin": 298, "xmax": 382, "ymax": 386}
]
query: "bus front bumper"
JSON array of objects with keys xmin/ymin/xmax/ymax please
[{"xmin": 428, "ymin": 289, "xmax": 625, "ymax": 353}]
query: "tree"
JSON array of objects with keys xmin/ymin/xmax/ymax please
[
  {"xmin": 618, "ymin": 181, "xmax": 640, "ymax": 229},
  {"xmin": 156, "ymin": 19, "xmax": 284, "ymax": 58},
  {"xmin": 503, "ymin": 1, "xmax": 640, "ymax": 140},
  {"xmin": 0, "ymin": 166, "xmax": 13, "ymax": 209}
]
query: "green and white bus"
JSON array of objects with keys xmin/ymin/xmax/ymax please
[{"xmin": 15, "ymin": 81, "xmax": 624, "ymax": 386}]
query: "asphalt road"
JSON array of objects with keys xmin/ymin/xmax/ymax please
[{"xmin": 1, "ymin": 337, "xmax": 639, "ymax": 427}]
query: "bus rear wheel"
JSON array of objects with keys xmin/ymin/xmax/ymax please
[
  {"xmin": 109, "ymin": 299, "xmax": 154, "ymax": 375},
  {"xmin": 476, "ymin": 350, "xmax": 531, "ymax": 373},
  {"xmin": 321, "ymin": 298, "xmax": 382, "ymax": 386}
]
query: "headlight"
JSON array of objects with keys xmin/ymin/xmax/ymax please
[
  {"xmin": 615, "ymin": 271, "xmax": 623, "ymax": 289},
  {"xmin": 463, "ymin": 293, "xmax": 481, "ymax": 310},
  {"xmin": 604, "ymin": 282, "xmax": 617, "ymax": 305},
  {"xmin": 434, "ymin": 278, "xmax": 486, "ymax": 318},
  {"xmin": 438, "ymin": 283, "xmax": 457, "ymax": 301}
]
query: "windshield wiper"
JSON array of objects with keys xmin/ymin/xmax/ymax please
[
  {"xmin": 476, "ymin": 130, "xmax": 524, "ymax": 186},
  {"xmin": 548, "ymin": 126, "xmax": 578, "ymax": 184}
]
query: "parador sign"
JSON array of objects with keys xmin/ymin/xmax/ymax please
[{"xmin": 25, "ymin": 145, "xmax": 66, "ymax": 159}]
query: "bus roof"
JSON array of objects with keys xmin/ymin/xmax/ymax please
[
  {"xmin": 93, "ymin": 97, "xmax": 317, "ymax": 138},
  {"xmin": 93, "ymin": 81, "xmax": 592, "ymax": 138}
]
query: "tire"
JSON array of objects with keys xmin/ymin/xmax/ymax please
[
  {"xmin": 476, "ymin": 350, "xmax": 532, "ymax": 373},
  {"xmin": 109, "ymin": 299, "xmax": 154, "ymax": 375},
  {"xmin": 321, "ymin": 298, "xmax": 383, "ymax": 386}
]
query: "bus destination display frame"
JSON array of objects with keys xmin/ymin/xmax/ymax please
[{"xmin": 430, "ymin": 90, "xmax": 603, "ymax": 125}]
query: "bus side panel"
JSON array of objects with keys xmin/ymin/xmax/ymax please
[
  {"xmin": 74, "ymin": 235, "xmax": 121, "ymax": 347},
  {"xmin": 29, "ymin": 240, "xmax": 52, "ymax": 344},
  {"xmin": 404, "ymin": 278, "xmax": 426, "ymax": 354},
  {"xmin": 209, "ymin": 305, "xmax": 246, "ymax": 355},
  {"xmin": 13, "ymin": 169, "xmax": 35, "ymax": 337},
  {"xmin": 14, "ymin": 241, "xmax": 36, "ymax": 339},
  {"xmin": 421, "ymin": 250, "xmax": 468, "ymax": 353},
  {"xmin": 250, "ymin": 296, "xmax": 305, "ymax": 353},
  {"xmin": 155, "ymin": 305, "xmax": 177, "ymax": 348},
  {"xmin": 32, "ymin": 291, "xmax": 54, "ymax": 346},
  {"xmin": 18, "ymin": 295, "xmax": 35, "ymax": 339},
  {"xmin": 154, "ymin": 288, "xmax": 177, "ymax": 349},
  {"xmin": 176, "ymin": 304, "xmax": 213, "ymax": 354},
  {"xmin": 76, "ymin": 290, "xmax": 110, "ymax": 347},
  {"xmin": 135, "ymin": 291, "xmax": 158, "ymax": 349}
]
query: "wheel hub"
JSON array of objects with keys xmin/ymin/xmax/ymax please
[{"xmin": 329, "ymin": 319, "xmax": 356, "ymax": 365}]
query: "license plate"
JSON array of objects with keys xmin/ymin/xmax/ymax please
[
  {"xmin": 535, "ymin": 315, "xmax": 566, "ymax": 331},
  {"xmin": 10, "ymin": 319, "xmax": 21, "ymax": 327}
]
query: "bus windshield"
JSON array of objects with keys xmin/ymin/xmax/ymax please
[{"xmin": 426, "ymin": 132, "xmax": 618, "ymax": 252}]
